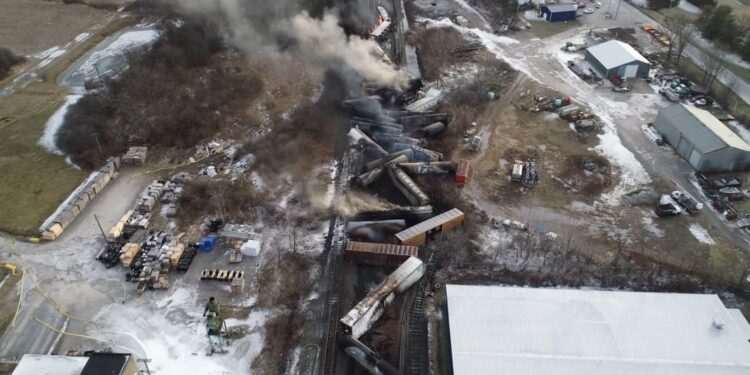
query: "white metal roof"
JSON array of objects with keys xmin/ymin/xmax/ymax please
[
  {"xmin": 542, "ymin": 3, "xmax": 577, "ymax": 12},
  {"xmin": 12, "ymin": 355, "xmax": 89, "ymax": 375},
  {"xmin": 586, "ymin": 40, "xmax": 649, "ymax": 70},
  {"xmin": 682, "ymin": 104, "xmax": 750, "ymax": 152},
  {"xmin": 446, "ymin": 285, "xmax": 750, "ymax": 375}
]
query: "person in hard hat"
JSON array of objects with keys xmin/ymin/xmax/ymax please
[{"xmin": 203, "ymin": 297, "xmax": 220, "ymax": 317}]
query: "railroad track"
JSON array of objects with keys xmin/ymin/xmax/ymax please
[
  {"xmin": 406, "ymin": 251, "xmax": 436, "ymax": 375},
  {"xmin": 320, "ymin": 147, "xmax": 357, "ymax": 375}
]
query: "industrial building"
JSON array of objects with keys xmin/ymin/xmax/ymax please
[
  {"xmin": 539, "ymin": 3, "xmax": 577, "ymax": 22},
  {"xmin": 12, "ymin": 352, "xmax": 139, "ymax": 375},
  {"xmin": 655, "ymin": 104, "xmax": 750, "ymax": 172},
  {"xmin": 585, "ymin": 40, "xmax": 651, "ymax": 79},
  {"xmin": 445, "ymin": 285, "xmax": 750, "ymax": 375}
]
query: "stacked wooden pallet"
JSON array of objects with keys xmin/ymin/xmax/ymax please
[
  {"xmin": 123, "ymin": 146, "xmax": 148, "ymax": 165},
  {"xmin": 120, "ymin": 243, "xmax": 141, "ymax": 268},
  {"xmin": 200, "ymin": 269, "xmax": 244, "ymax": 282}
]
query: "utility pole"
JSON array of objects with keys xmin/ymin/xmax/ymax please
[
  {"xmin": 614, "ymin": 0, "xmax": 622, "ymax": 19},
  {"xmin": 92, "ymin": 133, "xmax": 104, "ymax": 157},
  {"xmin": 94, "ymin": 62, "xmax": 104, "ymax": 87},
  {"xmin": 137, "ymin": 358, "xmax": 153, "ymax": 375},
  {"xmin": 94, "ymin": 214, "xmax": 108, "ymax": 243}
]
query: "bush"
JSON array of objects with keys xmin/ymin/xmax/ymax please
[
  {"xmin": 176, "ymin": 179, "xmax": 270, "ymax": 228},
  {"xmin": 0, "ymin": 47, "xmax": 24, "ymax": 80},
  {"xmin": 57, "ymin": 18, "xmax": 264, "ymax": 167}
]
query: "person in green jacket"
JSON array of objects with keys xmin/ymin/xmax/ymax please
[{"xmin": 203, "ymin": 296, "xmax": 220, "ymax": 317}]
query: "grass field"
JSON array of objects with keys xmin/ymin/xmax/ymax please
[
  {"xmin": 0, "ymin": 16, "xmax": 134, "ymax": 236},
  {"xmin": 0, "ymin": 0, "xmax": 110, "ymax": 55}
]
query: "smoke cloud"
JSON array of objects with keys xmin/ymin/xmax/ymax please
[
  {"xmin": 288, "ymin": 12, "xmax": 406, "ymax": 88},
  {"xmin": 170, "ymin": 0, "xmax": 406, "ymax": 88},
  {"xmin": 332, "ymin": 191, "xmax": 402, "ymax": 217}
]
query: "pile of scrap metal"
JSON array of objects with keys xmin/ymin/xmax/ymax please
[
  {"xmin": 123, "ymin": 231, "xmax": 181, "ymax": 294},
  {"xmin": 339, "ymin": 256, "xmax": 425, "ymax": 375},
  {"xmin": 40, "ymin": 157, "xmax": 121, "ymax": 240},
  {"xmin": 511, "ymin": 160, "xmax": 539, "ymax": 187},
  {"xmin": 98, "ymin": 173, "xmax": 191, "ymax": 274},
  {"xmin": 696, "ymin": 173, "xmax": 743, "ymax": 220}
]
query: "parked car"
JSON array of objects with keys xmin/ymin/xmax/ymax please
[
  {"xmin": 584, "ymin": 8, "xmax": 594, "ymax": 13},
  {"xmin": 577, "ymin": 3, "xmax": 586, "ymax": 8},
  {"xmin": 595, "ymin": 1, "xmax": 602, "ymax": 7},
  {"xmin": 659, "ymin": 88, "xmax": 680, "ymax": 102}
]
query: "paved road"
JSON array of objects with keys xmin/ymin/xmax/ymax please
[
  {"xmin": 598, "ymin": 0, "xmax": 750, "ymax": 104},
  {"xmin": 0, "ymin": 169, "xmax": 152, "ymax": 361}
]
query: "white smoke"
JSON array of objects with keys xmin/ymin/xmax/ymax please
[
  {"xmin": 287, "ymin": 12, "xmax": 407, "ymax": 88},
  {"xmin": 170, "ymin": 1, "xmax": 407, "ymax": 88}
]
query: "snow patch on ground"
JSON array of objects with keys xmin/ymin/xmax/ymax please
[
  {"xmin": 75, "ymin": 32, "xmax": 92, "ymax": 43},
  {"xmin": 524, "ymin": 10, "xmax": 541, "ymax": 20},
  {"xmin": 727, "ymin": 120, "xmax": 750, "ymax": 144},
  {"xmin": 688, "ymin": 223, "xmax": 715, "ymax": 245},
  {"xmin": 251, "ymin": 171, "xmax": 265, "ymax": 188},
  {"xmin": 595, "ymin": 124, "xmax": 652, "ymax": 205},
  {"xmin": 76, "ymin": 29, "xmax": 160, "ymax": 80},
  {"xmin": 453, "ymin": 0, "xmax": 491, "ymax": 26},
  {"xmin": 39, "ymin": 94, "xmax": 83, "ymax": 155},
  {"xmin": 37, "ymin": 47, "xmax": 66, "ymax": 68},
  {"xmin": 642, "ymin": 215, "xmax": 664, "ymax": 237},
  {"xmin": 677, "ymin": 0, "xmax": 702, "ymax": 14}
]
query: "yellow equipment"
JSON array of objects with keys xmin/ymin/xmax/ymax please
[{"xmin": 1, "ymin": 263, "xmax": 17, "ymax": 276}]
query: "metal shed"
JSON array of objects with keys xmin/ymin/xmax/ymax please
[
  {"xmin": 539, "ymin": 3, "xmax": 577, "ymax": 22},
  {"xmin": 395, "ymin": 208, "xmax": 464, "ymax": 246},
  {"xmin": 655, "ymin": 104, "xmax": 750, "ymax": 172},
  {"xmin": 585, "ymin": 40, "xmax": 650, "ymax": 79}
]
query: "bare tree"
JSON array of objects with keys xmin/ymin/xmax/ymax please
[
  {"xmin": 701, "ymin": 49, "xmax": 729, "ymax": 87},
  {"xmin": 666, "ymin": 14, "xmax": 698, "ymax": 65},
  {"xmin": 723, "ymin": 76, "xmax": 739, "ymax": 102}
]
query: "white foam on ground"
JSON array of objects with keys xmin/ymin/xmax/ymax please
[
  {"xmin": 90, "ymin": 282, "xmax": 266, "ymax": 375},
  {"xmin": 688, "ymin": 223, "xmax": 715, "ymax": 245},
  {"xmin": 75, "ymin": 29, "xmax": 160, "ymax": 79},
  {"xmin": 39, "ymin": 94, "xmax": 83, "ymax": 155}
]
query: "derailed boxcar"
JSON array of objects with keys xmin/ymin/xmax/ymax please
[{"xmin": 340, "ymin": 257, "xmax": 425, "ymax": 338}]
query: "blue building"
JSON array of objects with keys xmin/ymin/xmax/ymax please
[{"xmin": 539, "ymin": 3, "xmax": 577, "ymax": 22}]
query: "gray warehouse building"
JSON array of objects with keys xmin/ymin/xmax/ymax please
[
  {"xmin": 655, "ymin": 104, "xmax": 750, "ymax": 172},
  {"xmin": 585, "ymin": 40, "xmax": 650, "ymax": 79}
]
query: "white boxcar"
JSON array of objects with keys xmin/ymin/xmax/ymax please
[{"xmin": 340, "ymin": 256, "xmax": 425, "ymax": 339}]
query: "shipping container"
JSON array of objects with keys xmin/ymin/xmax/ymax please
[
  {"xmin": 340, "ymin": 256, "xmax": 424, "ymax": 338},
  {"xmin": 395, "ymin": 208, "xmax": 464, "ymax": 246},
  {"xmin": 456, "ymin": 159, "xmax": 470, "ymax": 184},
  {"xmin": 345, "ymin": 241, "xmax": 419, "ymax": 266}
]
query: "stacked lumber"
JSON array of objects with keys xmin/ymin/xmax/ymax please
[
  {"xmin": 108, "ymin": 210, "xmax": 134, "ymax": 240},
  {"xmin": 39, "ymin": 157, "xmax": 121, "ymax": 241},
  {"xmin": 120, "ymin": 243, "xmax": 141, "ymax": 268},
  {"xmin": 167, "ymin": 243, "xmax": 186, "ymax": 267},
  {"xmin": 123, "ymin": 146, "xmax": 148, "ymax": 165}
]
